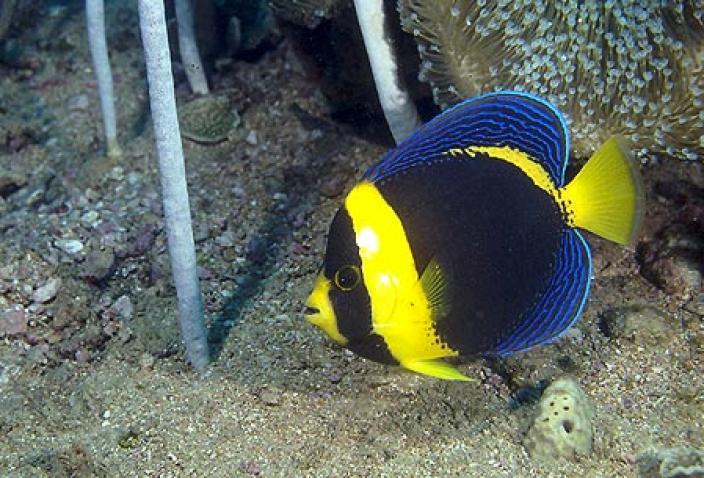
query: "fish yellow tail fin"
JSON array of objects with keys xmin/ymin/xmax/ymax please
[{"xmin": 560, "ymin": 136, "xmax": 645, "ymax": 245}]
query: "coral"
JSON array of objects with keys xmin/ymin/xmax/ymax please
[
  {"xmin": 397, "ymin": 0, "xmax": 704, "ymax": 160},
  {"xmin": 525, "ymin": 376, "xmax": 594, "ymax": 460},
  {"xmin": 138, "ymin": 0, "xmax": 209, "ymax": 370}
]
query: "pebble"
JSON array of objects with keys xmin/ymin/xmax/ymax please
[
  {"xmin": 246, "ymin": 130, "xmax": 258, "ymax": 145},
  {"xmin": 0, "ymin": 306, "xmax": 27, "ymax": 337},
  {"xmin": 258, "ymin": 388, "xmax": 281, "ymax": 406},
  {"xmin": 599, "ymin": 305, "xmax": 675, "ymax": 345},
  {"xmin": 642, "ymin": 254, "xmax": 702, "ymax": 299},
  {"xmin": 0, "ymin": 170, "xmax": 27, "ymax": 196},
  {"xmin": 66, "ymin": 94, "xmax": 90, "ymax": 111},
  {"xmin": 54, "ymin": 238, "xmax": 84, "ymax": 254},
  {"xmin": 111, "ymin": 295, "xmax": 134, "ymax": 322},
  {"xmin": 319, "ymin": 175, "xmax": 346, "ymax": 198},
  {"xmin": 80, "ymin": 210, "xmax": 99, "ymax": 225},
  {"xmin": 32, "ymin": 277, "xmax": 61, "ymax": 303},
  {"xmin": 239, "ymin": 461, "xmax": 261, "ymax": 476},
  {"xmin": 81, "ymin": 248, "xmax": 115, "ymax": 284},
  {"xmin": 139, "ymin": 352, "xmax": 155, "ymax": 369},
  {"xmin": 638, "ymin": 446, "xmax": 704, "ymax": 478}
]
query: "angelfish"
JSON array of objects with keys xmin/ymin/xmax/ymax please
[{"xmin": 305, "ymin": 91, "xmax": 644, "ymax": 380}]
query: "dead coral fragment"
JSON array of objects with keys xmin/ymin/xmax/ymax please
[
  {"xmin": 398, "ymin": 0, "xmax": 704, "ymax": 160},
  {"xmin": 525, "ymin": 376, "xmax": 594, "ymax": 460},
  {"xmin": 178, "ymin": 95, "xmax": 240, "ymax": 145}
]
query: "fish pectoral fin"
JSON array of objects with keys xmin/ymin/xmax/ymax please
[
  {"xmin": 402, "ymin": 359, "xmax": 475, "ymax": 381},
  {"xmin": 419, "ymin": 256, "xmax": 452, "ymax": 321}
]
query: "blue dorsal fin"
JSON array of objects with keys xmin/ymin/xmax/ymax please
[
  {"xmin": 490, "ymin": 229, "xmax": 591, "ymax": 357},
  {"xmin": 364, "ymin": 91, "xmax": 570, "ymax": 186}
]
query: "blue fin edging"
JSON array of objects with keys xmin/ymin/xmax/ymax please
[
  {"xmin": 491, "ymin": 229, "xmax": 592, "ymax": 357},
  {"xmin": 364, "ymin": 91, "xmax": 571, "ymax": 187}
]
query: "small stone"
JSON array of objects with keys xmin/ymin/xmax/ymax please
[
  {"xmin": 55, "ymin": 239, "xmax": 84, "ymax": 254},
  {"xmin": 0, "ymin": 306, "xmax": 27, "ymax": 337},
  {"xmin": 81, "ymin": 248, "xmax": 115, "ymax": 284},
  {"xmin": 139, "ymin": 352, "xmax": 155, "ymax": 369},
  {"xmin": 246, "ymin": 237, "xmax": 268, "ymax": 264},
  {"xmin": 197, "ymin": 267, "xmax": 214, "ymax": 280},
  {"xmin": 258, "ymin": 389, "xmax": 281, "ymax": 406},
  {"xmin": 638, "ymin": 446, "xmax": 704, "ymax": 478},
  {"xmin": 246, "ymin": 130, "xmax": 258, "ymax": 145},
  {"xmin": 122, "ymin": 224, "xmax": 158, "ymax": 258},
  {"xmin": 66, "ymin": 94, "xmax": 90, "ymax": 111},
  {"xmin": 642, "ymin": 254, "xmax": 702, "ymax": 299},
  {"xmin": 239, "ymin": 461, "xmax": 261, "ymax": 476},
  {"xmin": 599, "ymin": 305, "xmax": 675, "ymax": 345},
  {"xmin": 32, "ymin": 277, "xmax": 61, "ymax": 303},
  {"xmin": 0, "ymin": 170, "xmax": 27, "ymax": 197},
  {"xmin": 75, "ymin": 348, "xmax": 91, "ymax": 364},
  {"xmin": 80, "ymin": 210, "xmax": 99, "ymax": 225},
  {"xmin": 110, "ymin": 295, "xmax": 134, "ymax": 322},
  {"xmin": 319, "ymin": 175, "xmax": 346, "ymax": 198}
]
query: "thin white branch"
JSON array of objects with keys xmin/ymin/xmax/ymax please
[
  {"xmin": 174, "ymin": 0, "xmax": 209, "ymax": 95},
  {"xmin": 353, "ymin": 0, "xmax": 421, "ymax": 144},
  {"xmin": 86, "ymin": 0, "xmax": 121, "ymax": 157},
  {"xmin": 138, "ymin": 0, "xmax": 209, "ymax": 370}
]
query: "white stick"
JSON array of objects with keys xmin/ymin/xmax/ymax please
[
  {"xmin": 85, "ymin": 0, "xmax": 122, "ymax": 158},
  {"xmin": 138, "ymin": 0, "xmax": 209, "ymax": 370},
  {"xmin": 353, "ymin": 0, "xmax": 421, "ymax": 144},
  {"xmin": 174, "ymin": 0, "xmax": 209, "ymax": 95}
]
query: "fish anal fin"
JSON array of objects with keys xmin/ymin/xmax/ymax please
[
  {"xmin": 560, "ymin": 136, "xmax": 645, "ymax": 245},
  {"xmin": 402, "ymin": 359, "xmax": 475, "ymax": 381}
]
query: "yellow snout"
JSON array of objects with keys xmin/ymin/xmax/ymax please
[{"xmin": 304, "ymin": 274, "xmax": 347, "ymax": 345}]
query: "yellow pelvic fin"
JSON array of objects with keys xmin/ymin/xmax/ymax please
[
  {"xmin": 402, "ymin": 359, "xmax": 475, "ymax": 381},
  {"xmin": 560, "ymin": 136, "xmax": 645, "ymax": 245}
]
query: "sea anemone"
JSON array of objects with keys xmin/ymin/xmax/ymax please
[{"xmin": 398, "ymin": 0, "xmax": 704, "ymax": 160}]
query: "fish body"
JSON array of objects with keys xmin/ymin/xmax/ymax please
[{"xmin": 305, "ymin": 91, "xmax": 644, "ymax": 381}]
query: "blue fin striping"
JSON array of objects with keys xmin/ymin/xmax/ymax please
[
  {"xmin": 491, "ymin": 229, "xmax": 591, "ymax": 356},
  {"xmin": 364, "ymin": 91, "xmax": 570, "ymax": 186}
]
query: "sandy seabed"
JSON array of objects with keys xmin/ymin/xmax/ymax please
[{"xmin": 0, "ymin": 2, "xmax": 702, "ymax": 477}]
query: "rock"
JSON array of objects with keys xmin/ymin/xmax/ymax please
[
  {"xmin": 525, "ymin": 376, "xmax": 594, "ymax": 460},
  {"xmin": 80, "ymin": 210, "xmax": 99, "ymax": 226},
  {"xmin": 0, "ymin": 170, "xmax": 27, "ymax": 197},
  {"xmin": 54, "ymin": 239, "xmax": 84, "ymax": 254},
  {"xmin": 258, "ymin": 388, "xmax": 281, "ymax": 406},
  {"xmin": 66, "ymin": 94, "xmax": 90, "ymax": 111},
  {"xmin": 599, "ymin": 305, "xmax": 675, "ymax": 346},
  {"xmin": 80, "ymin": 248, "xmax": 115, "ymax": 284},
  {"xmin": 32, "ymin": 278, "xmax": 61, "ymax": 304},
  {"xmin": 0, "ymin": 306, "xmax": 27, "ymax": 337},
  {"xmin": 139, "ymin": 353, "xmax": 155, "ymax": 369},
  {"xmin": 638, "ymin": 446, "xmax": 704, "ymax": 478},
  {"xmin": 110, "ymin": 295, "xmax": 133, "ymax": 322},
  {"xmin": 246, "ymin": 130, "xmax": 258, "ymax": 145},
  {"xmin": 319, "ymin": 175, "xmax": 346, "ymax": 198},
  {"xmin": 641, "ymin": 254, "xmax": 702, "ymax": 299}
]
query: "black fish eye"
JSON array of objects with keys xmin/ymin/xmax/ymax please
[{"xmin": 334, "ymin": 265, "xmax": 361, "ymax": 291}]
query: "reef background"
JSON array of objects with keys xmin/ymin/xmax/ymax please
[{"xmin": 0, "ymin": 1, "xmax": 702, "ymax": 476}]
